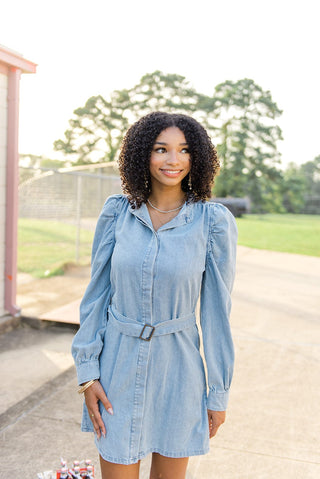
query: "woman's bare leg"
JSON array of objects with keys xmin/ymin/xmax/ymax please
[
  {"xmin": 99, "ymin": 455, "xmax": 140, "ymax": 479},
  {"xmin": 149, "ymin": 453, "xmax": 189, "ymax": 479}
]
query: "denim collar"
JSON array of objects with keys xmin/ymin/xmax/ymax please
[{"xmin": 129, "ymin": 201, "xmax": 194, "ymax": 231}]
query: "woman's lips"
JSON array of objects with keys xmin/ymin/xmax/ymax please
[{"xmin": 160, "ymin": 169, "xmax": 183, "ymax": 177}]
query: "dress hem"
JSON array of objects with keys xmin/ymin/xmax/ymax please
[{"xmin": 97, "ymin": 444, "xmax": 210, "ymax": 465}]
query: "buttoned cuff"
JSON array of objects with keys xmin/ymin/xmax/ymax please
[
  {"xmin": 207, "ymin": 389, "xmax": 230, "ymax": 411},
  {"xmin": 75, "ymin": 359, "xmax": 100, "ymax": 385}
]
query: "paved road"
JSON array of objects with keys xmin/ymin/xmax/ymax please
[{"xmin": 1, "ymin": 246, "xmax": 319, "ymax": 478}]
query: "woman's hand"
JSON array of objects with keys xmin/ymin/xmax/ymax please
[
  {"xmin": 83, "ymin": 380, "xmax": 113, "ymax": 439},
  {"xmin": 207, "ymin": 409, "xmax": 226, "ymax": 438}
]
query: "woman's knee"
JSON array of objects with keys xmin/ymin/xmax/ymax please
[
  {"xmin": 149, "ymin": 454, "xmax": 189, "ymax": 479},
  {"xmin": 99, "ymin": 455, "xmax": 140, "ymax": 479}
]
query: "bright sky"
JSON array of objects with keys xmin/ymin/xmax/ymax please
[{"xmin": 2, "ymin": 0, "xmax": 319, "ymax": 167}]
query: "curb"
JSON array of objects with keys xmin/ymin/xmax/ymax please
[
  {"xmin": 0, "ymin": 365, "xmax": 76, "ymax": 432},
  {"xmin": 0, "ymin": 314, "xmax": 21, "ymax": 335},
  {"xmin": 0, "ymin": 314, "xmax": 79, "ymax": 336}
]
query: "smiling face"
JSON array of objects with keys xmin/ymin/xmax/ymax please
[{"xmin": 149, "ymin": 127, "xmax": 191, "ymax": 191}]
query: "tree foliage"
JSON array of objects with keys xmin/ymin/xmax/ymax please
[
  {"xmin": 54, "ymin": 71, "xmax": 214, "ymax": 165},
  {"xmin": 19, "ymin": 153, "xmax": 64, "ymax": 169},
  {"xmin": 54, "ymin": 72, "xmax": 294, "ymax": 212},
  {"xmin": 54, "ymin": 94, "xmax": 131, "ymax": 164},
  {"xmin": 282, "ymin": 156, "xmax": 320, "ymax": 213},
  {"xmin": 281, "ymin": 163, "xmax": 307, "ymax": 213},
  {"xmin": 302, "ymin": 155, "xmax": 320, "ymax": 195},
  {"xmin": 212, "ymin": 79, "xmax": 283, "ymax": 212}
]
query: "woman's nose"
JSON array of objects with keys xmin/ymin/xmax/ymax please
[{"xmin": 167, "ymin": 150, "xmax": 179, "ymax": 164}]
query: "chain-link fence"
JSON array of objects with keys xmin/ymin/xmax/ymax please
[{"xmin": 19, "ymin": 166, "xmax": 122, "ymax": 267}]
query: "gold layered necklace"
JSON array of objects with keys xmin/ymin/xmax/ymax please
[
  {"xmin": 147, "ymin": 199, "xmax": 184, "ymax": 213},
  {"xmin": 146, "ymin": 198, "xmax": 185, "ymax": 231}
]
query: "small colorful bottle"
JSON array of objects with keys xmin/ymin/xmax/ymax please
[
  {"xmin": 60, "ymin": 467, "xmax": 69, "ymax": 479},
  {"xmin": 86, "ymin": 465, "xmax": 94, "ymax": 478}
]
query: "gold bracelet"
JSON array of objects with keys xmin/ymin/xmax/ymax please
[{"xmin": 78, "ymin": 379, "xmax": 96, "ymax": 394}]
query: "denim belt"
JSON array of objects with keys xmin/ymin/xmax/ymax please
[{"xmin": 107, "ymin": 306, "xmax": 196, "ymax": 341}]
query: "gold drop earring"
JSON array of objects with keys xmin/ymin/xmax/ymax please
[
  {"xmin": 188, "ymin": 173, "xmax": 192, "ymax": 191},
  {"xmin": 144, "ymin": 173, "xmax": 149, "ymax": 190}
]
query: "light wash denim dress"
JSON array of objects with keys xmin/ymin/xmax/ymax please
[{"xmin": 71, "ymin": 194, "xmax": 237, "ymax": 465}]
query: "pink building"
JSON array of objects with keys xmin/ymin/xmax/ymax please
[{"xmin": 0, "ymin": 45, "xmax": 36, "ymax": 327}]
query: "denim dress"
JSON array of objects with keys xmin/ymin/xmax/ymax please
[{"xmin": 71, "ymin": 194, "xmax": 237, "ymax": 465}]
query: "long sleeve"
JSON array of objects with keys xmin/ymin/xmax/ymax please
[
  {"xmin": 200, "ymin": 203, "xmax": 238, "ymax": 411},
  {"xmin": 71, "ymin": 195, "xmax": 122, "ymax": 385}
]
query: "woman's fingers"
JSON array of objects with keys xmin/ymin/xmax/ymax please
[
  {"xmin": 207, "ymin": 410, "xmax": 226, "ymax": 438},
  {"xmin": 209, "ymin": 421, "xmax": 219, "ymax": 438},
  {"xmin": 96, "ymin": 382, "xmax": 114, "ymax": 416},
  {"xmin": 89, "ymin": 408, "xmax": 105, "ymax": 439},
  {"xmin": 84, "ymin": 381, "xmax": 113, "ymax": 439}
]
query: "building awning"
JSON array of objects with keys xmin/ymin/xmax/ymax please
[{"xmin": 0, "ymin": 44, "xmax": 37, "ymax": 73}]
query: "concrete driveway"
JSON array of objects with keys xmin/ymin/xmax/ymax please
[{"xmin": 1, "ymin": 246, "xmax": 319, "ymax": 478}]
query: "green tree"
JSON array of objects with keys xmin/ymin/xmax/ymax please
[
  {"xmin": 281, "ymin": 162, "xmax": 307, "ymax": 213},
  {"xmin": 282, "ymin": 155, "xmax": 320, "ymax": 214},
  {"xmin": 54, "ymin": 94, "xmax": 131, "ymax": 164},
  {"xmin": 127, "ymin": 71, "xmax": 214, "ymax": 129},
  {"xmin": 281, "ymin": 155, "xmax": 320, "ymax": 213},
  {"xmin": 302, "ymin": 155, "xmax": 320, "ymax": 195},
  {"xmin": 53, "ymin": 71, "xmax": 214, "ymax": 165},
  {"xmin": 53, "ymin": 73, "xmax": 286, "ymax": 213},
  {"xmin": 20, "ymin": 153, "xmax": 64, "ymax": 169},
  {"xmin": 212, "ymin": 79, "xmax": 283, "ymax": 212}
]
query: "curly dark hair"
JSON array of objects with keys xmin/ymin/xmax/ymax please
[{"xmin": 118, "ymin": 111, "xmax": 219, "ymax": 208}]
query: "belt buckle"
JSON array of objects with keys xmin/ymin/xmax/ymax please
[{"xmin": 139, "ymin": 324, "xmax": 155, "ymax": 341}]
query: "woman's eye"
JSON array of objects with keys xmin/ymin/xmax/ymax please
[
  {"xmin": 181, "ymin": 148, "xmax": 189, "ymax": 154},
  {"xmin": 154, "ymin": 147, "xmax": 166, "ymax": 153}
]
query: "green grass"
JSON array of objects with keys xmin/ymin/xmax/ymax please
[
  {"xmin": 236, "ymin": 214, "xmax": 320, "ymax": 257},
  {"xmin": 18, "ymin": 214, "xmax": 320, "ymax": 278},
  {"xmin": 18, "ymin": 218, "xmax": 94, "ymax": 278}
]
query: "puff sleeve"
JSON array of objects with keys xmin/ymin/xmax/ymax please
[
  {"xmin": 200, "ymin": 203, "xmax": 238, "ymax": 411},
  {"xmin": 71, "ymin": 195, "xmax": 123, "ymax": 385}
]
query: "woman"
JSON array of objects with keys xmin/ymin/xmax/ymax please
[{"xmin": 72, "ymin": 111, "xmax": 237, "ymax": 479}]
